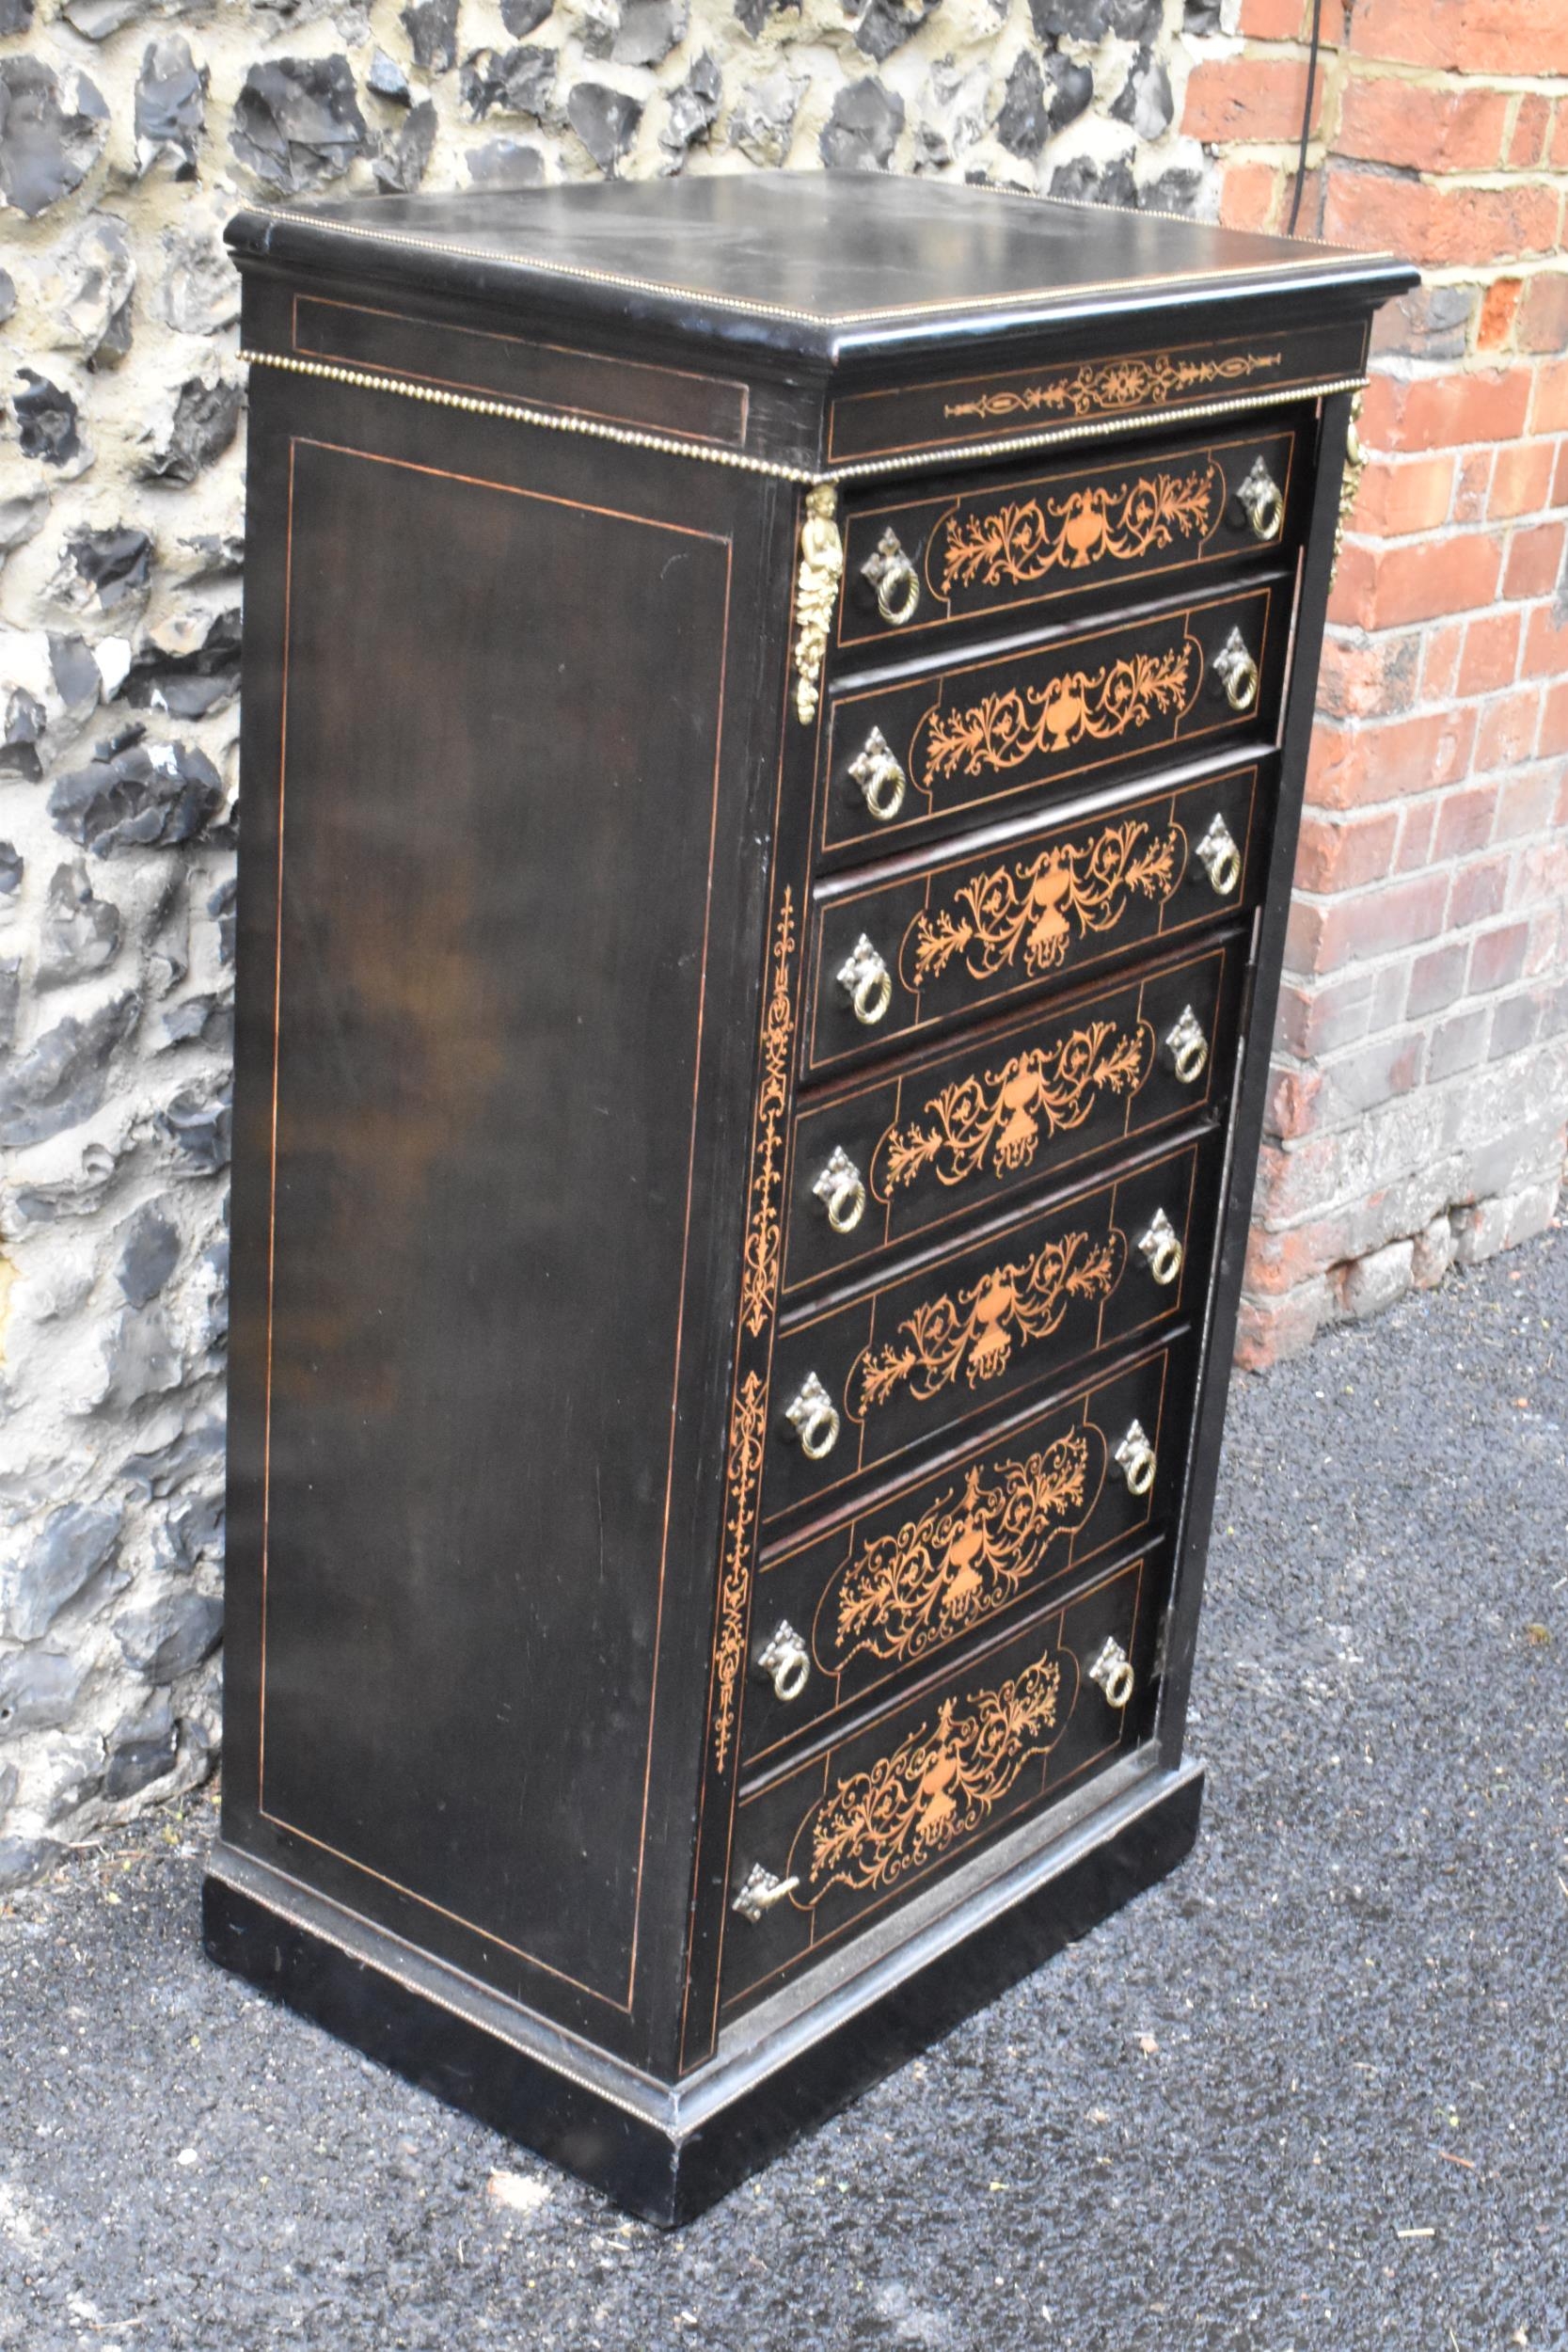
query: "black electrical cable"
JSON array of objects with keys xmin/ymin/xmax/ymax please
[{"xmin": 1286, "ymin": 0, "xmax": 1325, "ymax": 236}]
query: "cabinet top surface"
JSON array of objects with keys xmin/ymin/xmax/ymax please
[{"xmin": 230, "ymin": 170, "xmax": 1415, "ymax": 360}]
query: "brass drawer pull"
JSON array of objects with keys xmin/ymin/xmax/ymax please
[
  {"xmin": 755, "ymin": 1618, "xmax": 810, "ymax": 1703},
  {"xmin": 836, "ymin": 933, "xmax": 894, "ymax": 1027},
  {"xmin": 1164, "ymin": 1004, "xmax": 1210, "ymax": 1086},
  {"xmin": 1088, "ymin": 1636, "xmax": 1135, "ymax": 1709},
  {"xmin": 1237, "ymin": 455, "xmax": 1285, "ymax": 542},
  {"xmin": 863, "ymin": 528, "xmax": 921, "ymax": 626},
  {"xmin": 1195, "ymin": 812, "xmax": 1242, "ymax": 897},
  {"xmin": 812, "ymin": 1144, "xmax": 866, "ymax": 1234},
  {"xmin": 1114, "ymin": 1420, "xmax": 1157, "ymax": 1498},
  {"xmin": 1137, "ymin": 1206, "xmax": 1183, "ymax": 1287},
  {"xmin": 1213, "ymin": 627, "xmax": 1259, "ymax": 713},
  {"xmin": 732, "ymin": 1864, "xmax": 800, "ymax": 1921},
  {"xmin": 784, "ymin": 1371, "xmax": 840, "ymax": 1460},
  {"xmin": 848, "ymin": 725, "xmax": 908, "ymax": 823}
]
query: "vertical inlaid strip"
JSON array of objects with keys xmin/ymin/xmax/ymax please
[
  {"xmin": 738, "ymin": 889, "xmax": 796, "ymax": 1341},
  {"xmin": 711, "ymin": 885, "xmax": 800, "ymax": 1774}
]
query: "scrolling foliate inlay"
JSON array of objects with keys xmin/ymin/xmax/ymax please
[
  {"xmin": 938, "ymin": 466, "xmax": 1220, "ymax": 594},
  {"xmin": 711, "ymin": 885, "xmax": 802, "ymax": 1773},
  {"xmin": 712, "ymin": 1371, "xmax": 767, "ymax": 1777},
  {"xmin": 796, "ymin": 1645, "xmax": 1070, "ymax": 1902},
  {"xmin": 793, "ymin": 485, "xmax": 843, "ymax": 725},
  {"xmin": 943, "ymin": 349, "xmax": 1282, "ymax": 424},
  {"xmin": 819, "ymin": 1433, "xmax": 1100, "ymax": 1675},
  {"xmin": 874, "ymin": 1021, "xmax": 1155, "ymax": 1199},
  {"xmin": 738, "ymin": 890, "xmax": 797, "ymax": 1340},
  {"xmin": 919, "ymin": 644, "xmax": 1196, "ymax": 787},
  {"xmin": 850, "ymin": 1228, "xmax": 1125, "ymax": 1417},
  {"xmin": 906, "ymin": 820, "xmax": 1185, "ymax": 991}
]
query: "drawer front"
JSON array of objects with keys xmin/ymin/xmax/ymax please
[
  {"xmin": 765, "ymin": 1136, "xmax": 1205, "ymax": 1527},
  {"xmin": 819, "ymin": 581, "xmax": 1282, "ymax": 864},
  {"xmin": 807, "ymin": 761, "xmax": 1261, "ymax": 1079},
  {"xmin": 837, "ymin": 426, "xmax": 1298, "ymax": 656},
  {"xmin": 742, "ymin": 1343, "xmax": 1177, "ymax": 1768},
  {"xmin": 825, "ymin": 317, "xmax": 1369, "ymax": 469},
  {"xmin": 721, "ymin": 1550, "xmax": 1157, "ymax": 2012},
  {"xmin": 786, "ymin": 936, "xmax": 1241, "ymax": 1296}
]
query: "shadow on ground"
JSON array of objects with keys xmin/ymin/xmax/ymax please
[{"xmin": 2, "ymin": 1228, "xmax": 1565, "ymax": 2352}]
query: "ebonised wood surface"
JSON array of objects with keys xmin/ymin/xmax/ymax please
[
  {"xmin": 228, "ymin": 173, "xmax": 1413, "ymax": 370},
  {"xmin": 210, "ymin": 170, "xmax": 1417, "ymax": 2217}
]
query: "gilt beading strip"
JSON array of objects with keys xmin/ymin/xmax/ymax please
[{"xmin": 239, "ymin": 348, "xmax": 1370, "ymax": 490}]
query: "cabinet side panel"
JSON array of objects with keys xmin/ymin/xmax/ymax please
[{"xmin": 236, "ymin": 425, "xmax": 730, "ymax": 2014}]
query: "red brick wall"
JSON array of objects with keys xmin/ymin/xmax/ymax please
[{"xmin": 1185, "ymin": 0, "xmax": 1568, "ymax": 1365}]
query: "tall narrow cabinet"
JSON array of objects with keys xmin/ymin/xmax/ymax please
[{"xmin": 205, "ymin": 173, "xmax": 1413, "ymax": 2222}]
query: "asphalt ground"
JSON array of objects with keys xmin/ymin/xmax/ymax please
[{"xmin": 2, "ymin": 1223, "xmax": 1564, "ymax": 2352}]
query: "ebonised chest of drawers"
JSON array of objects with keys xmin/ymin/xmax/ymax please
[{"xmin": 204, "ymin": 172, "xmax": 1413, "ymax": 2224}]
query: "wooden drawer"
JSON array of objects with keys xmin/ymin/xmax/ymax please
[
  {"xmin": 764, "ymin": 1135, "xmax": 1205, "ymax": 1528},
  {"xmin": 786, "ymin": 934, "xmax": 1242, "ymax": 1298},
  {"xmin": 836, "ymin": 423, "xmax": 1299, "ymax": 658},
  {"xmin": 818, "ymin": 580, "xmax": 1284, "ymax": 866},
  {"xmin": 742, "ymin": 1342, "xmax": 1179, "ymax": 1769},
  {"xmin": 721, "ymin": 1549, "xmax": 1158, "ymax": 2013},
  {"xmin": 806, "ymin": 759, "xmax": 1262, "ymax": 1080},
  {"xmin": 824, "ymin": 316, "xmax": 1372, "ymax": 469}
]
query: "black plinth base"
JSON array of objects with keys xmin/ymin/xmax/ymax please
[{"xmin": 203, "ymin": 1758, "xmax": 1203, "ymax": 2227}]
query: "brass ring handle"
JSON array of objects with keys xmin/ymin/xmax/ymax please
[
  {"xmin": 1250, "ymin": 485, "xmax": 1285, "ymax": 540},
  {"xmin": 1088, "ymin": 1638, "xmax": 1135, "ymax": 1710},
  {"xmin": 755, "ymin": 1619, "xmax": 811, "ymax": 1703},
  {"xmin": 813, "ymin": 1146, "xmax": 867, "ymax": 1235},
  {"xmin": 1195, "ymin": 813, "xmax": 1243, "ymax": 898},
  {"xmin": 876, "ymin": 557, "xmax": 921, "ymax": 627},
  {"xmin": 1148, "ymin": 1236, "xmax": 1182, "ymax": 1285},
  {"xmin": 862, "ymin": 528, "xmax": 922, "ymax": 628},
  {"xmin": 836, "ymin": 934, "xmax": 894, "ymax": 1028},
  {"xmin": 773, "ymin": 1649, "xmax": 809, "ymax": 1703},
  {"xmin": 1164, "ymin": 1005, "xmax": 1210, "ymax": 1087},
  {"xmin": 799, "ymin": 1402, "xmax": 840, "ymax": 1460},
  {"xmin": 848, "ymin": 727, "xmax": 908, "ymax": 823},
  {"xmin": 854, "ymin": 966, "xmax": 893, "ymax": 1025},
  {"xmin": 1224, "ymin": 652, "xmax": 1259, "ymax": 712},
  {"xmin": 1124, "ymin": 1450, "xmax": 1156, "ymax": 1500},
  {"xmin": 865, "ymin": 766, "xmax": 904, "ymax": 821},
  {"xmin": 829, "ymin": 1177, "xmax": 866, "ymax": 1232},
  {"xmin": 732, "ymin": 1864, "xmax": 800, "ymax": 1921},
  {"xmin": 1138, "ymin": 1207, "xmax": 1184, "ymax": 1288},
  {"xmin": 1238, "ymin": 456, "xmax": 1285, "ymax": 542},
  {"xmin": 1214, "ymin": 627, "xmax": 1259, "ymax": 714},
  {"xmin": 1114, "ymin": 1420, "xmax": 1157, "ymax": 1498},
  {"xmin": 784, "ymin": 1371, "xmax": 840, "ymax": 1461}
]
